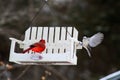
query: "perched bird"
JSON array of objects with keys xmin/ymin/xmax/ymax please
[
  {"xmin": 82, "ymin": 32, "xmax": 104, "ymax": 57},
  {"xmin": 23, "ymin": 39, "xmax": 46, "ymax": 53}
]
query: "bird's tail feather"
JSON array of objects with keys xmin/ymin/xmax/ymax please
[
  {"xmin": 84, "ymin": 47, "xmax": 91, "ymax": 57},
  {"xmin": 23, "ymin": 48, "xmax": 32, "ymax": 53}
]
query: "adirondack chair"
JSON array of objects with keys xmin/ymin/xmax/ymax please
[{"xmin": 9, "ymin": 27, "xmax": 82, "ymax": 65}]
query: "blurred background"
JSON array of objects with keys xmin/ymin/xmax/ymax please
[{"xmin": 0, "ymin": 0, "xmax": 120, "ymax": 80}]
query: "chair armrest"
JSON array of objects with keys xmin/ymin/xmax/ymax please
[
  {"xmin": 69, "ymin": 37, "xmax": 82, "ymax": 49},
  {"xmin": 76, "ymin": 41, "xmax": 83, "ymax": 49},
  {"xmin": 69, "ymin": 37, "xmax": 79, "ymax": 42},
  {"xmin": 9, "ymin": 38, "xmax": 23, "ymax": 44},
  {"xmin": 9, "ymin": 38, "xmax": 24, "ymax": 48}
]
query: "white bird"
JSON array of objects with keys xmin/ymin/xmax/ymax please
[{"xmin": 82, "ymin": 32, "xmax": 104, "ymax": 57}]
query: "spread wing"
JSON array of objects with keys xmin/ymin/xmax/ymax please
[{"xmin": 89, "ymin": 32, "xmax": 104, "ymax": 47}]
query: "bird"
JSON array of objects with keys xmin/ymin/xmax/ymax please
[
  {"xmin": 82, "ymin": 32, "xmax": 104, "ymax": 57},
  {"xmin": 23, "ymin": 39, "xmax": 46, "ymax": 53}
]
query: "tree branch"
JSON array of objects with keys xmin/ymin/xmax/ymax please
[{"xmin": 41, "ymin": 65, "xmax": 68, "ymax": 80}]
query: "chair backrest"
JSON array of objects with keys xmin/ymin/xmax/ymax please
[{"xmin": 23, "ymin": 27, "xmax": 78, "ymax": 53}]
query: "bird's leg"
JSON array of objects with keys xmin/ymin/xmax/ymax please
[{"xmin": 31, "ymin": 51, "xmax": 34, "ymax": 54}]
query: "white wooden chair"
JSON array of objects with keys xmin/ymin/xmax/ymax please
[{"xmin": 9, "ymin": 27, "xmax": 82, "ymax": 65}]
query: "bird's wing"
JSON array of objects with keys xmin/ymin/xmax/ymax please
[
  {"xmin": 31, "ymin": 43, "xmax": 40, "ymax": 47},
  {"xmin": 89, "ymin": 32, "xmax": 104, "ymax": 47}
]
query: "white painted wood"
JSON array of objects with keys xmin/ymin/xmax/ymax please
[
  {"xmin": 73, "ymin": 27, "xmax": 78, "ymax": 39},
  {"xmin": 37, "ymin": 27, "xmax": 43, "ymax": 40},
  {"xmin": 43, "ymin": 27, "xmax": 48, "ymax": 41},
  {"xmin": 76, "ymin": 41, "xmax": 82, "ymax": 49},
  {"xmin": 24, "ymin": 27, "xmax": 31, "ymax": 41},
  {"xmin": 9, "ymin": 38, "xmax": 24, "ymax": 48},
  {"xmin": 48, "ymin": 27, "xmax": 54, "ymax": 53},
  {"xmin": 71, "ymin": 27, "xmax": 78, "ymax": 60},
  {"xmin": 54, "ymin": 27, "xmax": 60, "ymax": 53},
  {"xmin": 9, "ymin": 52, "xmax": 76, "ymax": 65},
  {"xmin": 66, "ymin": 27, "xmax": 73, "ymax": 62},
  {"xmin": 61, "ymin": 27, "xmax": 66, "ymax": 40},
  {"xmin": 9, "ymin": 40, "xmax": 16, "ymax": 55},
  {"xmin": 9, "ymin": 27, "xmax": 80, "ymax": 65},
  {"xmin": 54, "ymin": 27, "xmax": 60, "ymax": 42},
  {"xmin": 67, "ymin": 27, "xmax": 72, "ymax": 39},
  {"xmin": 31, "ymin": 27, "xmax": 37, "ymax": 40},
  {"xmin": 42, "ymin": 27, "xmax": 48, "ymax": 53},
  {"xmin": 48, "ymin": 27, "xmax": 54, "ymax": 43},
  {"xmin": 60, "ymin": 27, "xmax": 66, "ymax": 53},
  {"xmin": 9, "ymin": 38, "xmax": 23, "ymax": 44},
  {"xmin": 24, "ymin": 27, "xmax": 33, "ymax": 51}
]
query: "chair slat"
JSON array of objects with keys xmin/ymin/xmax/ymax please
[
  {"xmin": 37, "ymin": 27, "xmax": 43, "ymax": 40},
  {"xmin": 25, "ymin": 27, "xmax": 31, "ymax": 41},
  {"xmin": 54, "ymin": 27, "xmax": 60, "ymax": 53},
  {"xmin": 67, "ymin": 27, "xmax": 73, "ymax": 39},
  {"xmin": 61, "ymin": 27, "xmax": 66, "ymax": 40},
  {"xmin": 55, "ymin": 27, "xmax": 60, "ymax": 42},
  {"xmin": 31, "ymin": 27, "xmax": 37, "ymax": 40},
  {"xmin": 43, "ymin": 27, "xmax": 48, "ymax": 41},
  {"xmin": 73, "ymin": 27, "xmax": 78, "ymax": 39},
  {"xmin": 48, "ymin": 27, "xmax": 54, "ymax": 43},
  {"xmin": 72, "ymin": 28, "xmax": 78, "ymax": 58},
  {"xmin": 42, "ymin": 27, "xmax": 48, "ymax": 53},
  {"xmin": 48, "ymin": 27, "xmax": 55, "ymax": 53},
  {"xmin": 60, "ymin": 27, "xmax": 66, "ymax": 53},
  {"xmin": 65, "ymin": 27, "xmax": 73, "ymax": 53}
]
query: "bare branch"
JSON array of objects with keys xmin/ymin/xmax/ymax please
[
  {"xmin": 14, "ymin": 66, "xmax": 31, "ymax": 80},
  {"xmin": 41, "ymin": 65, "xmax": 68, "ymax": 80}
]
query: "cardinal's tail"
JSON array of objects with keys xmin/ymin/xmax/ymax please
[{"xmin": 23, "ymin": 48, "xmax": 32, "ymax": 53}]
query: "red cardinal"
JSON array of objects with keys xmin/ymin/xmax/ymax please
[{"xmin": 23, "ymin": 39, "xmax": 46, "ymax": 53}]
